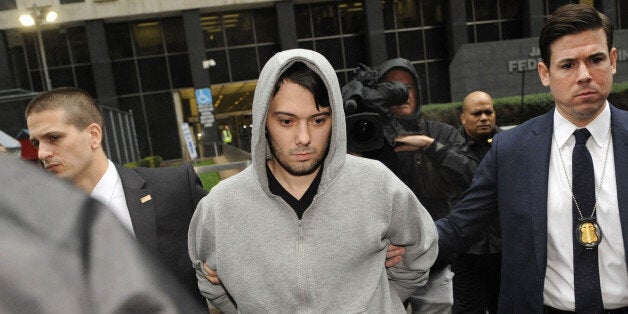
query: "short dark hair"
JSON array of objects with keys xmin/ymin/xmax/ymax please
[
  {"xmin": 25, "ymin": 87, "xmax": 103, "ymax": 130},
  {"xmin": 539, "ymin": 4, "xmax": 614, "ymax": 67},
  {"xmin": 272, "ymin": 62, "xmax": 330, "ymax": 110}
]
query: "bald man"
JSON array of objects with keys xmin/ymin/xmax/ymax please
[{"xmin": 452, "ymin": 91, "xmax": 502, "ymax": 314}]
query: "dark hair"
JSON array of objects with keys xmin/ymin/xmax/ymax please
[
  {"xmin": 25, "ymin": 87, "xmax": 103, "ymax": 130},
  {"xmin": 539, "ymin": 4, "xmax": 614, "ymax": 67},
  {"xmin": 272, "ymin": 62, "xmax": 330, "ymax": 110}
]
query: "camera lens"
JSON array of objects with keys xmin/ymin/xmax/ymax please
[{"xmin": 352, "ymin": 119, "xmax": 377, "ymax": 142}]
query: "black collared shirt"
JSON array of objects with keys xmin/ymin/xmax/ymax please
[{"xmin": 266, "ymin": 163, "xmax": 323, "ymax": 219}]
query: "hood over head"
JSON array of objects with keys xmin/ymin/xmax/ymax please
[
  {"xmin": 377, "ymin": 58, "xmax": 423, "ymax": 120},
  {"xmin": 251, "ymin": 49, "xmax": 346, "ymax": 192}
]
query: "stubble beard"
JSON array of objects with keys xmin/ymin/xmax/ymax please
[{"xmin": 267, "ymin": 135, "xmax": 329, "ymax": 177}]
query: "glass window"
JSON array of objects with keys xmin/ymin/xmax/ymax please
[
  {"xmin": 202, "ymin": 14, "xmax": 225, "ymax": 48},
  {"xmin": 385, "ymin": 33, "xmax": 398, "ymax": 59},
  {"xmin": 30, "ymin": 70, "xmax": 43, "ymax": 91},
  {"xmin": 0, "ymin": 0, "xmax": 16, "ymax": 11},
  {"xmin": 23, "ymin": 33, "xmax": 39, "ymax": 69},
  {"xmin": 619, "ymin": 0, "xmax": 627, "ymax": 29},
  {"xmin": 132, "ymin": 21, "xmax": 164, "ymax": 56},
  {"xmin": 162, "ymin": 18, "xmax": 187, "ymax": 53},
  {"xmin": 138, "ymin": 56, "xmax": 169, "ymax": 92},
  {"xmin": 257, "ymin": 44, "xmax": 280, "ymax": 70},
  {"xmin": 544, "ymin": 0, "xmax": 575, "ymax": 15},
  {"xmin": 312, "ymin": 3, "xmax": 340, "ymax": 37},
  {"xmin": 229, "ymin": 47, "xmax": 258, "ymax": 81},
  {"xmin": 343, "ymin": 35, "xmax": 367, "ymax": 68},
  {"xmin": 382, "ymin": 0, "xmax": 396, "ymax": 30},
  {"xmin": 67, "ymin": 27, "xmax": 90, "ymax": 63},
  {"xmin": 169, "ymin": 54, "xmax": 193, "ymax": 89},
  {"xmin": 474, "ymin": 0, "xmax": 499, "ymax": 21},
  {"xmin": 144, "ymin": 92, "xmax": 181, "ymax": 160},
  {"xmin": 422, "ymin": 0, "xmax": 445, "ymax": 25},
  {"xmin": 339, "ymin": 1, "xmax": 365, "ymax": 34},
  {"xmin": 500, "ymin": 0, "xmax": 521, "ymax": 19},
  {"xmin": 206, "ymin": 50, "xmax": 229, "ymax": 84},
  {"xmin": 118, "ymin": 96, "xmax": 150, "ymax": 157},
  {"xmin": 49, "ymin": 67, "xmax": 74, "ymax": 89},
  {"xmin": 106, "ymin": 23, "xmax": 134, "ymax": 59},
  {"xmin": 253, "ymin": 8, "xmax": 279, "ymax": 43},
  {"xmin": 476, "ymin": 23, "xmax": 500, "ymax": 42},
  {"xmin": 424, "ymin": 28, "xmax": 447, "ymax": 59},
  {"xmin": 112, "ymin": 60, "xmax": 139, "ymax": 94},
  {"xmin": 224, "ymin": 12, "xmax": 254, "ymax": 46},
  {"xmin": 398, "ymin": 30, "xmax": 424, "ymax": 61},
  {"xmin": 75, "ymin": 65, "xmax": 96, "ymax": 97},
  {"xmin": 298, "ymin": 40, "xmax": 315, "ymax": 51},
  {"xmin": 295, "ymin": 6, "xmax": 313, "ymax": 38},
  {"xmin": 42, "ymin": 29, "xmax": 70, "ymax": 67},
  {"xmin": 427, "ymin": 60, "xmax": 450, "ymax": 103},
  {"xmin": 501, "ymin": 20, "xmax": 523, "ymax": 40},
  {"xmin": 315, "ymin": 38, "xmax": 343, "ymax": 69},
  {"xmin": 395, "ymin": 0, "xmax": 420, "ymax": 28}
]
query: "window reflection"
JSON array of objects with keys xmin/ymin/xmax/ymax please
[{"xmin": 132, "ymin": 21, "xmax": 164, "ymax": 56}]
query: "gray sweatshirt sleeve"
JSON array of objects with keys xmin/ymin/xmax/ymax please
[
  {"xmin": 385, "ymin": 186, "xmax": 439, "ymax": 301},
  {"xmin": 188, "ymin": 196, "xmax": 238, "ymax": 313}
]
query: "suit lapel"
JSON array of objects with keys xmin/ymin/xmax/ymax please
[
  {"xmin": 610, "ymin": 106, "xmax": 628, "ymax": 262},
  {"xmin": 525, "ymin": 111, "xmax": 554, "ymax": 275},
  {"xmin": 115, "ymin": 165, "xmax": 158, "ymax": 254}
]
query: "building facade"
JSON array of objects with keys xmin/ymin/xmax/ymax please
[{"xmin": 0, "ymin": 0, "xmax": 626, "ymax": 160}]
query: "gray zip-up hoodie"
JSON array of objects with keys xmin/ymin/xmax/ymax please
[{"xmin": 188, "ymin": 49, "xmax": 438, "ymax": 313}]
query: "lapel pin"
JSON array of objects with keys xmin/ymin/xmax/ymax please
[{"xmin": 140, "ymin": 195, "xmax": 152, "ymax": 204}]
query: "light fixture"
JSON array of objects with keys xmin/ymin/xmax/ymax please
[
  {"xmin": 45, "ymin": 11, "xmax": 58, "ymax": 23},
  {"xmin": 18, "ymin": 14, "xmax": 35, "ymax": 26},
  {"xmin": 18, "ymin": 4, "xmax": 59, "ymax": 91},
  {"xmin": 202, "ymin": 59, "xmax": 216, "ymax": 69}
]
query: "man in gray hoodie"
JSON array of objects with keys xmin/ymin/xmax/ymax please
[{"xmin": 188, "ymin": 49, "xmax": 438, "ymax": 312}]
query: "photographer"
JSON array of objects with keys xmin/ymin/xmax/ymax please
[{"xmin": 356, "ymin": 58, "xmax": 478, "ymax": 313}]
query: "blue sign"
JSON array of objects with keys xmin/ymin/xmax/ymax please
[{"xmin": 195, "ymin": 88, "xmax": 213, "ymax": 106}]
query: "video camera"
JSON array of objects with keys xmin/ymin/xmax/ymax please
[{"xmin": 341, "ymin": 64, "xmax": 409, "ymax": 153}]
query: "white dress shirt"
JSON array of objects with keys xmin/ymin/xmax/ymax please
[
  {"xmin": 544, "ymin": 102, "xmax": 628, "ymax": 309},
  {"xmin": 90, "ymin": 160, "xmax": 134, "ymax": 235}
]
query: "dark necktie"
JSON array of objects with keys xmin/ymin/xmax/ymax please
[{"xmin": 572, "ymin": 128, "xmax": 604, "ymax": 312}]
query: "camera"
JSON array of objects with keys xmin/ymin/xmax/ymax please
[{"xmin": 341, "ymin": 64, "xmax": 409, "ymax": 153}]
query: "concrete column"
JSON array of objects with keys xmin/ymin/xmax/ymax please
[
  {"xmin": 363, "ymin": 0, "xmax": 387, "ymax": 67},
  {"xmin": 596, "ymin": 0, "xmax": 617, "ymax": 27},
  {"xmin": 0, "ymin": 31, "xmax": 15, "ymax": 89},
  {"xmin": 446, "ymin": 0, "xmax": 468, "ymax": 58},
  {"xmin": 85, "ymin": 20, "xmax": 119, "ymax": 109},
  {"xmin": 523, "ymin": 0, "xmax": 544, "ymax": 38},
  {"xmin": 183, "ymin": 9, "xmax": 210, "ymax": 89},
  {"xmin": 182, "ymin": 9, "xmax": 219, "ymax": 153},
  {"xmin": 276, "ymin": 1, "xmax": 298, "ymax": 50}
]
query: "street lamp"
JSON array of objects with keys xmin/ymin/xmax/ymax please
[{"xmin": 19, "ymin": 4, "xmax": 58, "ymax": 91}]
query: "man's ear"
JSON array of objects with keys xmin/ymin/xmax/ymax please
[
  {"xmin": 86, "ymin": 123, "xmax": 102, "ymax": 149},
  {"xmin": 460, "ymin": 113, "xmax": 465, "ymax": 125},
  {"xmin": 538, "ymin": 61, "xmax": 550, "ymax": 87},
  {"xmin": 610, "ymin": 47, "xmax": 617, "ymax": 75}
]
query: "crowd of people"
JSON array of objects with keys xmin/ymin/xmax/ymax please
[{"xmin": 1, "ymin": 4, "xmax": 627, "ymax": 313}]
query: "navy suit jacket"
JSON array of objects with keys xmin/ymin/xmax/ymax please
[
  {"xmin": 437, "ymin": 104, "xmax": 628, "ymax": 313},
  {"xmin": 115, "ymin": 163, "xmax": 208, "ymax": 304}
]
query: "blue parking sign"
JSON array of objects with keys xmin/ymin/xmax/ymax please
[{"xmin": 195, "ymin": 88, "xmax": 213, "ymax": 106}]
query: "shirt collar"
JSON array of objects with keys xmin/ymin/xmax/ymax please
[
  {"xmin": 553, "ymin": 101, "xmax": 610, "ymax": 149},
  {"xmin": 90, "ymin": 159, "xmax": 119, "ymax": 202}
]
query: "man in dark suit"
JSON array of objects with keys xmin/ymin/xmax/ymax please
[
  {"xmin": 437, "ymin": 4, "xmax": 628, "ymax": 312},
  {"xmin": 25, "ymin": 87, "xmax": 208, "ymax": 306},
  {"xmin": 0, "ymin": 154, "xmax": 205, "ymax": 313}
]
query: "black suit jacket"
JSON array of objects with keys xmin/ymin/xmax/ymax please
[
  {"xmin": 437, "ymin": 105, "xmax": 628, "ymax": 312},
  {"xmin": 115, "ymin": 163, "xmax": 208, "ymax": 304}
]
